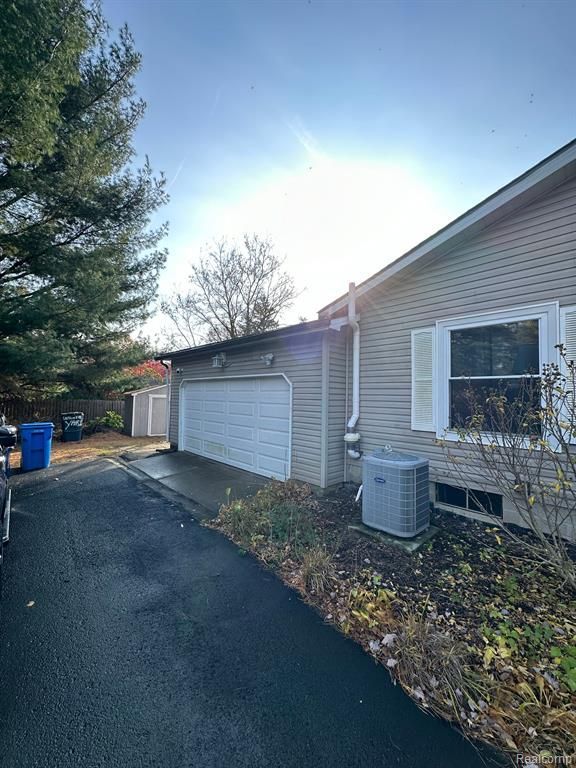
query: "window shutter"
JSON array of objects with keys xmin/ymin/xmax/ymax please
[
  {"xmin": 411, "ymin": 327, "xmax": 436, "ymax": 431},
  {"xmin": 560, "ymin": 306, "xmax": 576, "ymax": 364},
  {"xmin": 560, "ymin": 306, "xmax": 576, "ymax": 444}
]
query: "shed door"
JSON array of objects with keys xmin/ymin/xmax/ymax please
[
  {"xmin": 180, "ymin": 377, "xmax": 291, "ymax": 480},
  {"xmin": 148, "ymin": 395, "xmax": 167, "ymax": 436}
]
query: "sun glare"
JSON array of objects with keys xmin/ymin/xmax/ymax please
[{"xmin": 173, "ymin": 157, "xmax": 452, "ymax": 320}]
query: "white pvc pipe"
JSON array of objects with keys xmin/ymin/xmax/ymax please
[{"xmin": 347, "ymin": 282, "xmax": 360, "ymax": 430}]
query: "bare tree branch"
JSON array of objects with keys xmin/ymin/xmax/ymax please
[{"xmin": 160, "ymin": 234, "xmax": 297, "ymax": 347}]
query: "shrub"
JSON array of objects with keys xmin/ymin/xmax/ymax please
[
  {"xmin": 83, "ymin": 410, "xmax": 124, "ymax": 434},
  {"xmin": 99, "ymin": 410, "xmax": 124, "ymax": 430},
  {"xmin": 441, "ymin": 348, "xmax": 576, "ymax": 591},
  {"xmin": 268, "ymin": 502, "xmax": 316, "ymax": 553},
  {"xmin": 218, "ymin": 499, "xmax": 266, "ymax": 544},
  {"xmin": 300, "ymin": 546, "xmax": 333, "ymax": 594}
]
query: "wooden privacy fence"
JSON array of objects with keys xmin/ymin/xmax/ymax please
[{"xmin": 0, "ymin": 398, "xmax": 124, "ymax": 426}]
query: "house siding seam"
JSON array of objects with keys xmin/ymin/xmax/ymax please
[
  {"xmin": 168, "ymin": 333, "xmax": 325, "ymax": 486},
  {"xmin": 344, "ymin": 174, "xmax": 576, "ymax": 535}
]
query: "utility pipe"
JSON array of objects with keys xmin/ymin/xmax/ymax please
[
  {"xmin": 347, "ymin": 282, "xmax": 360, "ymax": 430},
  {"xmin": 160, "ymin": 360, "xmax": 171, "ymax": 443}
]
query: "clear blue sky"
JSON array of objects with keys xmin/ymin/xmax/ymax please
[{"xmin": 103, "ymin": 0, "xmax": 576, "ymax": 325}]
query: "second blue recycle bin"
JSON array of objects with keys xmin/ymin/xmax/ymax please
[{"xmin": 20, "ymin": 422, "xmax": 54, "ymax": 471}]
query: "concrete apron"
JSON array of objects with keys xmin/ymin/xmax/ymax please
[{"xmin": 128, "ymin": 451, "xmax": 269, "ymax": 515}]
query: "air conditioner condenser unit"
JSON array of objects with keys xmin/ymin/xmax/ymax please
[{"xmin": 362, "ymin": 447, "xmax": 430, "ymax": 538}]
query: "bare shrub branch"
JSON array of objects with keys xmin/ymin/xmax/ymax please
[{"xmin": 440, "ymin": 346, "xmax": 576, "ymax": 590}]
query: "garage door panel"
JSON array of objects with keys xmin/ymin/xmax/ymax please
[
  {"xmin": 206, "ymin": 382, "xmax": 227, "ymax": 393},
  {"xmin": 181, "ymin": 378, "xmax": 290, "ymax": 480},
  {"xmin": 184, "ymin": 436, "xmax": 203, "ymax": 451},
  {"xmin": 254, "ymin": 442, "xmax": 288, "ymax": 461},
  {"xmin": 258, "ymin": 456, "xmax": 287, "ymax": 475},
  {"xmin": 226, "ymin": 432, "xmax": 256, "ymax": 449},
  {"xmin": 204, "ymin": 440, "xmax": 226, "ymax": 458},
  {"xmin": 205, "ymin": 401, "xmax": 225, "ymax": 414},
  {"xmin": 258, "ymin": 417, "xmax": 290, "ymax": 433},
  {"xmin": 204, "ymin": 420, "xmax": 226, "ymax": 436},
  {"xmin": 229, "ymin": 380, "xmax": 257, "ymax": 392},
  {"xmin": 227, "ymin": 424, "xmax": 254, "ymax": 441},
  {"xmin": 258, "ymin": 426, "xmax": 289, "ymax": 443},
  {"xmin": 227, "ymin": 413, "xmax": 255, "ymax": 429},
  {"xmin": 259, "ymin": 403, "xmax": 290, "ymax": 418},
  {"xmin": 229, "ymin": 402, "xmax": 255, "ymax": 416},
  {"xmin": 227, "ymin": 447, "xmax": 255, "ymax": 466}
]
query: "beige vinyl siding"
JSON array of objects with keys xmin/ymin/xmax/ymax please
[
  {"xmin": 347, "ymin": 174, "xmax": 576, "ymax": 493},
  {"xmin": 326, "ymin": 329, "xmax": 348, "ymax": 486},
  {"xmin": 168, "ymin": 333, "xmax": 324, "ymax": 486}
]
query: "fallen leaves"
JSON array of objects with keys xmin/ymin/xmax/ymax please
[{"xmin": 209, "ymin": 482, "xmax": 576, "ymax": 761}]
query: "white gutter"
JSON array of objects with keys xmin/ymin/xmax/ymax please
[
  {"xmin": 160, "ymin": 361, "xmax": 171, "ymax": 443},
  {"xmin": 347, "ymin": 282, "xmax": 360, "ymax": 430},
  {"xmin": 329, "ymin": 282, "xmax": 361, "ymax": 460}
]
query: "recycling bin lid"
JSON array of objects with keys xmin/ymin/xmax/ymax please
[{"xmin": 19, "ymin": 422, "xmax": 54, "ymax": 429}]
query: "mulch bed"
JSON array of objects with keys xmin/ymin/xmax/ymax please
[
  {"xmin": 210, "ymin": 481, "xmax": 576, "ymax": 763},
  {"xmin": 312, "ymin": 485, "xmax": 571, "ymax": 624}
]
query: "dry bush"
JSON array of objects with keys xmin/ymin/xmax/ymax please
[
  {"xmin": 300, "ymin": 546, "xmax": 334, "ymax": 594},
  {"xmin": 393, "ymin": 606, "xmax": 490, "ymax": 725}
]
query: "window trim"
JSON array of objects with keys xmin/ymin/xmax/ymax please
[{"xmin": 435, "ymin": 302, "xmax": 559, "ymax": 442}]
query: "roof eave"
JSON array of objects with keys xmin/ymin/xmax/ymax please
[
  {"xmin": 318, "ymin": 138, "xmax": 576, "ymax": 317},
  {"xmin": 155, "ymin": 320, "xmax": 330, "ymax": 361}
]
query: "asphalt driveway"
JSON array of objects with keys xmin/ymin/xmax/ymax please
[{"xmin": 0, "ymin": 460, "xmax": 496, "ymax": 768}]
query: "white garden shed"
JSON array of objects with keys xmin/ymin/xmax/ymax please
[{"xmin": 124, "ymin": 384, "xmax": 168, "ymax": 438}]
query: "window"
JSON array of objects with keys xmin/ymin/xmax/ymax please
[
  {"xmin": 449, "ymin": 319, "xmax": 541, "ymax": 432},
  {"xmin": 436, "ymin": 482, "xmax": 503, "ymax": 518},
  {"xmin": 435, "ymin": 303, "xmax": 558, "ymax": 440}
]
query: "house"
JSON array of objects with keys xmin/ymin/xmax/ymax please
[{"xmin": 157, "ymin": 139, "xmax": 576, "ymax": 531}]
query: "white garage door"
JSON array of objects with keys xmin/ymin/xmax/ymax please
[{"xmin": 180, "ymin": 377, "xmax": 291, "ymax": 480}]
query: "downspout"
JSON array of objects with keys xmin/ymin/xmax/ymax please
[
  {"xmin": 345, "ymin": 282, "xmax": 362, "ymax": 460},
  {"xmin": 160, "ymin": 360, "xmax": 171, "ymax": 443}
]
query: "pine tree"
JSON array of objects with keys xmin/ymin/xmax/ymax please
[{"xmin": 0, "ymin": 0, "xmax": 168, "ymax": 396}]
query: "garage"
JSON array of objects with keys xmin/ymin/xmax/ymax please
[{"xmin": 180, "ymin": 376, "xmax": 291, "ymax": 480}]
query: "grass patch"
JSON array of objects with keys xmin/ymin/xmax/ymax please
[{"xmin": 301, "ymin": 546, "xmax": 333, "ymax": 594}]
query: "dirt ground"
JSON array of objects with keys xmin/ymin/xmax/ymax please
[{"xmin": 9, "ymin": 430, "xmax": 168, "ymax": 470}]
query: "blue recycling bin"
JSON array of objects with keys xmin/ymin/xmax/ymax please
[{"xmin": 20, "ymin": 422, "xmax": 54, "ymax": 472}]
